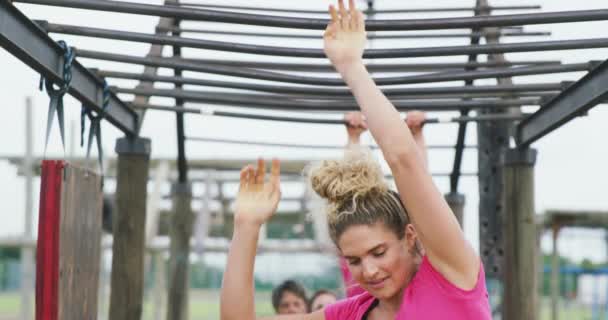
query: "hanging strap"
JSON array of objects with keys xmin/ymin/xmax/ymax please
[
  {"xmin": 80, "ymin": 80, "xmax": 110, "ymax": 187},
  {"xmin": 40, "ymin": 40, "xmax": 75, "ymax": 156}
]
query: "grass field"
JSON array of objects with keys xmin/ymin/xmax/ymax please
[{"xmin": 0, "ymin": 291, "xmax": 602, "ymax": 319}]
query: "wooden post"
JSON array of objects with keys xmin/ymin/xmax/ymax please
[
  {"xmin": 551, "ymin": 222, "xmax": 561, "ymax": 320},
  {"xmin": 445, "ymin": 192, "xmax": 465, "ymax": 228},
  {"xmin": 166, "ymin": 182, "xmax": 193, "ymax": 320},
  {"xmin": 58, "ymin": 164, "xmax": 103, "ymax": 320},
  {"xmin": 109, "ymin": 137, "xmax": 151, "ymax": 320},
  {"xmin": 502, "ymin": 148, "xmax": 538, "ymax": 320}
]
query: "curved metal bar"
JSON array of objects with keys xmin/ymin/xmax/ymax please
[
  {"xmin": 96, "ymin": 70, "xmax": 567, "ymax": 96},
  {"xmin": 157, "ymin": 27, "xmax": 551, "ymax": 39},
  {"xmin": 15, "ymin": 0, "xmax": 608, "ymax": 31},
  {"xmin": 175, "ymin": 3, "xmax": 542, "ymax": 15},
  {"xmin": 110, "ymin": 84, "xmax": 552, "ymax": 101},
  {"xmin": 184, "ymin": 136, "xmax": 474, "ymax": 150},
  {"xmin": 206, "ymin": 110, "xmax": 529, "ymax": 124},
  {"xmin": 77, "ymin": 48, "xmax": 591, "ymax": 86},
  {"xmin": 99, "ymin": 56, "xmax": 562, "ymax": 73},
  {"xmin": 42, "ymin": 22, "xmax": 608, "ymax": 59},
  {"xmin": 118, "ymin": 86, "xmax": 542, "ymax": 111}
]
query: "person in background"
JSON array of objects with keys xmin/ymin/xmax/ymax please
[
  {"xmin": 309, "ymin": 290, "xmax": 338, "ymax": 312},
  {"xmin": 272, "ymin": 279, "xmax": 309, "ymax": 315}
]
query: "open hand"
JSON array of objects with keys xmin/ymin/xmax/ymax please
[
  {"xmin": 323, "ymin": 0, "xmax": 366, "ymax": 73},
  {"xmin": 234, "ymin": 158, "xmax": 281, "ymax": 227}
]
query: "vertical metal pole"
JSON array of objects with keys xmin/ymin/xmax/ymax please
[
  {"xmin": 477, "ymin": 3, "xmax": 519, "ymax": 304},
  {"xmin": 165, "ymin": 1, "xmax": 192, "ymax": 317},
  {"xmin": 21, "ymin": 96, "xmax": 34, "ymax": 320},
  {"xmin": 502, "ymin": 148, "xmax": 538, "ymax": 320},
  {"xmin": 450, "ymin": 0, "xmax": 487, "ymax": 195}
]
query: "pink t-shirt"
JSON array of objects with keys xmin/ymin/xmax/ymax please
[{"xmin": 326, "ymin": 256, "xmax": 491, "ymax": 320}]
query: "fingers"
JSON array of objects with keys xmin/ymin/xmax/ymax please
[
  {"xmin": 255, "ymin": 158, "xmax": 266, "ymax": 185},
  {"xmin": 348, "ymin": 0, "xmax": 357, "ymax": 30},
  {"xmin": 355, "ymin": 10, "xmax": 365, "ymax": 32},
  {"xmin": 329, "ymin": 5, "xmax": 339, "ymax": 24},
  {"xmin": 239, "ymin": 165, "xmax": 254, "ymax": 191},
  {"xmin": 344, "ymin": 112, "xmax": 367, "ymax": 128},
  {"xmin": 270, "ymin": 158, "xmax": 281, "ymax": 191},
  {"xmin": 338, "ymin": 0, "xmax": 348, "ymax": 30}
]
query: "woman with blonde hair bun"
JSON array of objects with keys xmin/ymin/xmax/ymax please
[{"xmin": 220, "ymin": 0, "xmax": 491, "ymax": 319}]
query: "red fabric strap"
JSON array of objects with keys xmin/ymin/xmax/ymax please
[{"xmin": 36, "ymin": 160, "xmax": 64, "ymax": 320}]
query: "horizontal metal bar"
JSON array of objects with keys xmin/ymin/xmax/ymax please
[
  {"xmin": 185, "ymin": 136, "xmax": 477, "ymax": 150},
  {"xmin": 129, "ymin": 103, "xmax": 200, "ymax": 114},
  {"xmin": 157, "ymin": 26, "xmax": 551, "ymax": 39},
  {"xmin": 41, "ymin": 22, "xmax": 608, "ymax": 59},
  {"xmin": 96, "ymin": 56, "xmax": 561, "ymax": 73},
  {"xmin": 76, "ymin": 48, "xmax": 590, "ymax": 86},
  {"xmin": 96, "ymin": 69, "xmax": 568, "ymax": 96},
  {"xmin": 120, "ymin": 87, "xmax": 542, "ymax": 111},
  {"xmin": 110, "ymin": 85, "xmax": 552, "ymax": 101},
  {"xmin": 202, "ymin": 110, "xmax": 530, "ymax": 125},
  {"xmin": 15, "ymin": 0, "xmax": 608, "ymax": 31},
  {"xmin": 0, "ymin": 2, "xmax": 138, "ymax": 135},
  {"xmin": 174, "ymin": 58, "xmax": 561, "ymax": 73},
  {"xmin": 517, "ymin": 59, "xmax": 608, "ymax": 146},
  {"xmin": 175, "ymin": 3, "xmax": 541, "ymax": 14}
]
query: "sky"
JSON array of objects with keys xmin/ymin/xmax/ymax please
[{"xmin": 1, "ymin": 0, "xmax": 608, "ymax": 273}]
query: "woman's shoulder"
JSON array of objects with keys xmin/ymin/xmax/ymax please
[
  {"xmin": 414, "ymin": 255, "xmax": 487, "ymax": 299},
  {"xmin": 324, "ymin": 292, "xmax": 376, "ymax": 320}
]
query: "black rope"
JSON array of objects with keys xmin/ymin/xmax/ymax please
[
  {"xmin": 80, "ymin": 80, "xmax": 110, "ymax": 187},
  {"xmin": 40, "ymin": 40, "xmax": 74, "ymax": 155}
]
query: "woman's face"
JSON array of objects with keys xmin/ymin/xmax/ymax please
[{"xmin": 338, "ymin": 222, "xmax": 417, "ymax": 301}]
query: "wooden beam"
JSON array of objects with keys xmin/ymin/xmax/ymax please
[{"xmin": 502, "ymin": 148, "xmax": 538, "ymax": 320}]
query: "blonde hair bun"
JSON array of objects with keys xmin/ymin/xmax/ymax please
[{"xmin": 308, "ymin": 145, "xmax": 387, "ymax": 205}]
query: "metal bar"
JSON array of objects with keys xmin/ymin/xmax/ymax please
[
  {"xmin": 40, "ymin": 22, "xmax": 608, "ymax": 59},
  {"xmin": 174, "ymin": 58, "xmax": 561, "ymax": 72},
  {"xmin": 15, "ymin": 0, "xmax": 608, "ymax": 31},
  {"xmin": 172, "ymin": 16, "xmax": 188, "ymax": 183},
  {"xmin": 452, "ymin": 0, "xmax": 486, "ymax": 193},
  {"xmin": 157, "ymin": 27, "xmax": 551, "ymax": 39},
  {"xmin": 175, "ymin": 3, "xmax": 542, "ymax": 14},
  {"xmin": 0, "ymin": 2, "xmax": 138, "ymax": 135},
  {"xmin": 120, "ymin": 87, "xmax": 541, "ymax": 111},
  {"xmin": 130, "ymin": 103, "xmax": 200, "ymax": 114},
  {"xmin": 75, "ymin": 49, "xmax": 592, "ymax": 86},
  {"xmin": 112, "ymin": 86, "xmax": 552, "ymax": 101},
  {"xmin": 203, "ymin": 110, "xmax": 529, "ymax": 125},
  {"xmin": 96, "ymin": 69, "xmax": 567, "ymax": 96},
  {"xmin": 98, "ymin": 58, "xmax": 562, "ymax": 73},
  {"xmin": 516, "ymin": 59, "xmax": 608, "ymax": 146},
  {"xmin": 185, "ymin": 136, "xmax": 476, "ymax": 150}
]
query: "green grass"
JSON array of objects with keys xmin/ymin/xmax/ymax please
[
  {"xmin": 0, "ymin": 291, "xmax": 600, "ymax": 320},
  {"xmin": 0, "ymin": 293, "xmax": 20, "ymax": 320}
]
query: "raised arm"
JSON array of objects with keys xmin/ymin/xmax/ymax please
[
  {"xmin": 324, "ymin": 0, "xmax": 479, "ymax": 290},
  {"xmin": 220, "ymin": 159, "xmax": 324, "ymax": 320}
]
